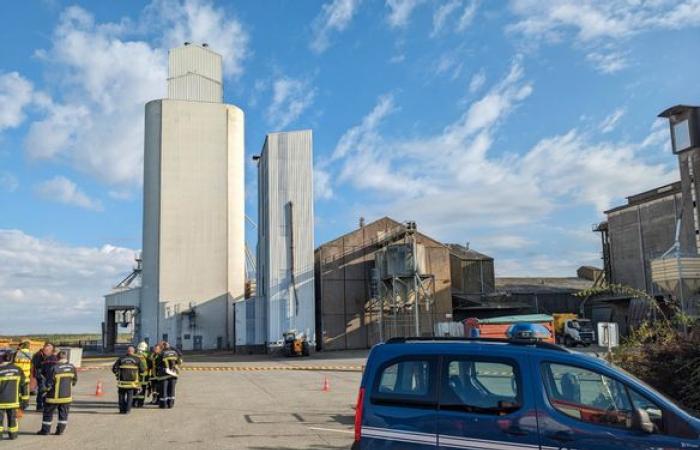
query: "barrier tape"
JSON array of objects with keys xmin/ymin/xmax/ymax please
[{"xmin": 79, "ymin": 365, "xmax": 363, "ymax": 373}]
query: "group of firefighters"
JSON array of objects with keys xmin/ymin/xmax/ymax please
[{"xmin": 0, "ymin": 339, "xmax": 182, "ymax": 440}]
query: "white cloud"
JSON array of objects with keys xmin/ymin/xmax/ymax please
[
  {"xmin": 326, "ymin": 59, "xmax": 675, "ymax": 245},
  {"xmin": 386, "ymin": 0, "xmax": 424, "ymax": 28},
  {"xmin": 457, "ymin": 0, "xmax": 479, "ymax": 31},
  {"xmin": 0, "ymin": 72, "xmax": 34, "ymax": 132},
  {"xmin": 0, "ymin": 171, "xmax": 19, "ymax": 192},
  {"xmin": 599, "ymin": 107, "xmax": 625, "ymax": 133},
  {"xmin": 434, "ymin": 53, "xmax": 464, "ymax": 80},
  {"xmin": 520, "ymin": 130, "xmax": 675, "ymax": 214},
  {"xmin": 508, "ymin": 0, "xmax": 700, "ymax": 73},
  {"xmin": 468, "ymin": 69, "xmax": 486, "ymax": 93},
  {"xmin": 34, "ymin": 176, "xmax": 103, "ymax": 211},
  {"xmin": 148, "ymin": 0, "xmax": 249, "ymax": 77},
  {"xmin": 431, "ymin": 0, "xmax": 479, "ymax": 36},
  {"xmin": 24, "ymin": 1, "xmax": 248, "ymax": 187},
  {"xmin": 310, "ymin": 0, "xmax": 361, "ymax": 54},
  {"xmin": 586, "ymin": 51, "xmax": 628, "ymax": 74},
  {"xmin": 0, "ymin": 229, "xmax": 136, "ymax": 334},
  {"xmin": 266, "ymin": 76, "xmax": 316, "ymax": 131},
  {"xmin": 314, "ymin": 168, "xmax": 334, "ymax": 200},
  {"xmin": 431, "ymin": 0, "xmax": 461, "ymax": 36}
]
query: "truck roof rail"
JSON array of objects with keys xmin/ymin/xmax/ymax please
[{"xmin": 384, "ymin": 336, "xmax": 570, "ymax": 353}]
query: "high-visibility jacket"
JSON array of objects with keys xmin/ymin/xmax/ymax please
[
  {"xmin": 154, "ymin": 349, "xmax": 182, "ymax": 379},
  {"xmin": 0, "ymin": 362, "xmax": 26, "ymax": 410},
  {"xmin": 45, "ymin": 362, "xmax": 77, "ymax": 405},
  {"xmin": 12, "ymin": 349, "xmax": 32, "ymax": 401},
  {"xmin": 135, "ymin": 351, "xmax": 150, "ymax": 386},
  {"xmin": 112, "ymin": 355, "xmax": 145, "ymax": 389}
]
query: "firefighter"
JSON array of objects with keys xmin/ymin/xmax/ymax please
[
  {"xmin": 112, "ymin": 346, "xmax": 145, "ymax": 414},
  {"xmin": 155, "ymin": 342, "xmax": 181, "ymax": 409},
  {"xmin": 149, "ymin": 344, "xmax": 162, "ymax": 405},
  {"xmin": 133, "ymin": 342, "xmax": 150, "ymax": 408},
  {"xmin": 0, "ymin": 351, "xmax": 26, "ymax": 440},
  {"xmin": 37, "ymin": 350, "xmax": 76, "ymax": 436},
  {"xmin": 12, "ymin": 340, "xmax": 32, "ymax": 413},
  {"xmin": 31, "ymin": 342, "xmax": 55, "ymax": 411}
]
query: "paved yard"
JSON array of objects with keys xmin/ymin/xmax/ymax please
[{"xmin": 11, "ymin": 353, "xmax": 365, "ymax": 449}]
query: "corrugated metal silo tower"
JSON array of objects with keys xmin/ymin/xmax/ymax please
[{"xmin": 255, "ymin": 130, "xmax": 315, "ymax": 351}]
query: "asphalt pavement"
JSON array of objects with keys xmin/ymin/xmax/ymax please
[{"xmin": 10, "ymin": 354, "xmax": 364, "ymax": 449}]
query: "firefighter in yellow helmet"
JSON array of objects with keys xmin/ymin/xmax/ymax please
[
  {"xmin": 0, "ymin": 350, "xmax": 26, "ymax": 440},
  {"xmin": 132, "ymin": 342, "xmax": 150, "ymax": 408},
  {"xmin": 12, "ymin": 341, "xmax": 32, "ymax": 413}
]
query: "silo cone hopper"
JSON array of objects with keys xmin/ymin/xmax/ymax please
[{"xmin": 650, "ymin": 257, "xmax": 700, "ymax": 296}]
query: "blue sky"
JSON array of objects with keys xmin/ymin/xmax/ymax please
[{"xmin": 1, "ymin": 0, "xmax": 700, "ymax": 333}]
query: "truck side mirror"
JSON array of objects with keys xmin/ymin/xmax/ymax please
[{"xmin": 632, "ymin": 408, "xmax": 655, "ymax": 434}]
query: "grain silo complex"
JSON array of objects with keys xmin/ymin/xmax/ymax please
[
  {"xmin": 247, "ymin": 130, "xmax": 316, "ymax": 351},
  {"xmin": 103, "ymin": 43, "xmax": 246, "ymax": 351}
]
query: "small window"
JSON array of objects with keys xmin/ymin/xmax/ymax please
[
  {"xmin": 441, "ymin": 358, "xmax": 521, "ymax": 415},
  {"xmin": 542, "ymin": 363, "xmax": 632, "ymax": 429},
  {"xmin": 378, "ymin": 360, "xmax": 430, "ymax": 396},
  {"xmin": 372, "ymin": 358, "xmax": 436, "ymax": 407}
]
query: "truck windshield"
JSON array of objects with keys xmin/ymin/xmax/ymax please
[{"xmin": 576, "ymin": 320, "xmax": 593, "ymax": 331}]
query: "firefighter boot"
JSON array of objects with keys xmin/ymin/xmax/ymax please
[{"xmin": 55, "ymin": 424, "xmax": 66, "ymax": 435}]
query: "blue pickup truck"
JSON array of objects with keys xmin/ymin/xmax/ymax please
[{"xmin": 352, "ymin": 335, "xmax": 700, "ymax": 449}]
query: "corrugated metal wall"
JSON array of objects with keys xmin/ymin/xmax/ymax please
[
  {"xmin": 168, "ymin": 45, "xmax": 223, "ymax": 103},
  {"xmin": 256, "ymin": 130, "xmax": 315, "ymax": 347}
]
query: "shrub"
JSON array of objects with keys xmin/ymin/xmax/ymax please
[{"xmin": 613, "ymin": 318, "xmax": 700, "ymax": 416}]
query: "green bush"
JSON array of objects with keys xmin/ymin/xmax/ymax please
[{"xmin": 613, "ymin": 319, "xmax": 700, "ymax": 416}]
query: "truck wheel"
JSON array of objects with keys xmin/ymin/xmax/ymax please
[
  {"xmin": 302, "ymin": 342, "xmax": 310, "ymax": 357},
  {"xmin": 564, "ymin": 336, "xmax": 573, "ymax": 347}
]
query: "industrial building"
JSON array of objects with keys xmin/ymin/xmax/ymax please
[
  {"xmin": 596, "ymin": 105, "xmax": 700, "ymax": 318},
  {"xmin": 236, "ymin": 130, "xmax": 315, "ymax": 351},
  {"xmin": 103, "ymin": 43, "xmax": 246, "ymax": 351},
  {"xmin": 314, "ymin": 217, "xmax": 454, "ymax": 351}
]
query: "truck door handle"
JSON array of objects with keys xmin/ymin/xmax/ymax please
[
  {"xmin": 546, "ymin": 431, "xmax": 575, "ymax": 442},
  {"xmin": 503, "ymin": 426, "xmax": 528, "ymax": 436}
]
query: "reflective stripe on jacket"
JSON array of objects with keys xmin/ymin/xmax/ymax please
[
  {"xmin": 45, "ymin": 362, "xmax": 77, "ymax": 405},
  {"xmin": 112, "ymin": 355, "xmax": 145, "ymax": 389},
  {"xmin": 0, "ymin": 363, "xmax": 26, "ymax": 409}
]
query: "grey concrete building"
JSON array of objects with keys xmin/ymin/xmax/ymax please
[{"xmin": 597, "ymin": 105, "xmax": 700, "ymax": 316}]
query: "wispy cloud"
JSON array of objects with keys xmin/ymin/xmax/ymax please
[
  {"xmin": 599, "ymin": 107, "xmax": 625, "ymax": 133},
  {"xmin": 325, "ymin": 59, "xmax": 675, "ymax": 245},
  {"xmin": 386, "ymin": 0, "xmax": 424, "ymax": 28},
  {"xmin": 468, "ymin": 69, "xmax": 486, "ymax": 93},
  {"xmin": 508, "ymin": 0, "xmax": 700, "ymax": 73},
  {"xmin": 310, "ymin": 0, "xmax": 361, "ymax": 53},
  {"xmin": 34, "ymin": 176, "xmax": 103, "ymax": 211},
  {"xmin": 266, "ymin": 76, "xmax": 316, "ymax": 131}
]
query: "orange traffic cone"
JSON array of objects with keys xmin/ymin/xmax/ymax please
[
  {"xmin": 322, "ymin": 376, "xmax": 330, "ymax": 392},
  {"xmin": 95, "ymin": 380, "xmax": 104, "ymax": 396}
]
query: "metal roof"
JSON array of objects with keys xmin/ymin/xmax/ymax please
[
  {"xmin": 446, "ymin": 243, "xmax": 493, "ymax": 261},
  {"xmin": 478, "ymin": 313, "xmax": 554, "ymax": 324}
]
